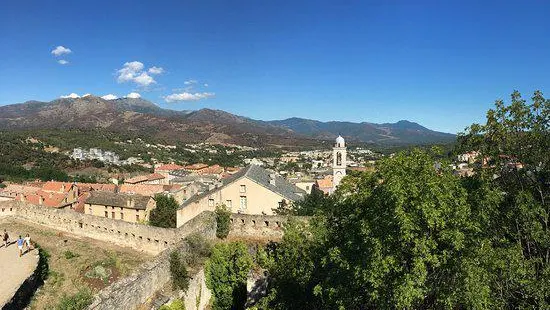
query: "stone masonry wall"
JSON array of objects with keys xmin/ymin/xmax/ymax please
[
  {"xmin": 88, "ymin": 240, "xmax": 212, "ymax": 310},
  {"xmin": 0, "ymin": 201, "xmax": 216, "ymax": 255},
  {"xmin": 228, "ymin": 213, "xmax": 308, "ymax": 240}
]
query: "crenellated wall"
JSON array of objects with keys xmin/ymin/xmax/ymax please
[
  {"xmin": 0, "ymin": 201, "xmax": 216, "ymax": 255},
  {"xmin": 228, "ymin": 213, "xmax": 308, "ymax": 240}
]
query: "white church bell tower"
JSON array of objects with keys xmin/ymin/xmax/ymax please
[{"xmin": 333, "ymin": 135, "xmax": 347, "ymax": 188}]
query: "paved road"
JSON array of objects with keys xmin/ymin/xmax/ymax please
[{"xmin": 0, "ymin": 236, "xmax": 39, "ymax": 307}]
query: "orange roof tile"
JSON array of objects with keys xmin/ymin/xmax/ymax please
[
  {"xmin": 124, "ymin": 175, "xmax": 149, "ymax": 184},
  {"xmin": 155, "ymin": 163, "xmax": 184, "ymax": 171},
  {"xmin": 147, "ymin": 173, "xmax": 166, "ymax": 181},
  {"xmin": 42, "ymin": 181, "xmax": 74, "ymax": 193},
  {"xmin": 183, "ymin": 163, "xmax": 209, "ymax": 170},
  {"xmin": 119, "ymin": 184, "xmax": 166, "ymax": 196}
]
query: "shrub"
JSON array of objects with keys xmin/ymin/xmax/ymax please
[
  {"xmin": 170, "ymin": 250, "xmax": 190, "ymax": 292},
  {"xmin": 63, "ymin": 250, "xmax": 80, "ymax": 259},
  {"xmin": 56, "ymin": 288, "xmax": 93, "ymax": 310},
  {"xmin": 159, "ymin": 299, "xmax": 186, "ymax": 310},
  {"xmin": 183, "ymin": 233, "xmax": 212, "ymax": 266},
  {"xmin": 215, "ymin": 205, "xmax": 231, "ymax": 239}
]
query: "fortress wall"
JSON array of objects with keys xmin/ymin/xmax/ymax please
[
  {"xmin": 0, "ymin": 201, "xmax": 217, "ymax": 255},
  {"xmin": 228, "ymin": 213, "xmax": 308, "ymax": 240},
  {"xmin": 88, "ymin": 241, "xmax": 212, "ymax": 310}
]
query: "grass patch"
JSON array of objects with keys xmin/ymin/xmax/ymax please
[
  {"xmin": 63, "ymin": 250, "xmax": 80, "ymax": 259},
  {"xmin": 56, "ymin": 288, "xmax": 93, "ymax": 310}
]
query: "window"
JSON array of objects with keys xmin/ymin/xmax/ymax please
[
  {"xmin": 136, "ymin": 214, "xmax": 140, "ymax": 222},
  {"xmin": 336, "ymin": 152, "xmax": 342, "ymax": 166},
  {"xmin": 88, "ymin": 207, "xmax": 92, "ymax": 214},
  {"xmin": 226, "ymin": 200, "xmax": 232, "ymax": 208},
  {"xmin": 240, "ymin": 185, "xmax": 246, "ymax": 193},
  {"xmin": 104, "ymin": 211, "xmax": 108, "ymax": 218},
  {"xmin": 120, "ymin": 212, "xmax": 124, "ymax": 220},
  {"xmin": 239, "ymin": 196, "xmax": 247, "ymax": 212},
  {"xmin": 208, "ymin": 199, "xmax": 215, "ymax": 207},
  {"xmin": 112, "ymin": 212, "xmax": 115, "ymax": 219}
]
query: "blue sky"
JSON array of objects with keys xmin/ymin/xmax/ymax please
[{"xmin": 1, "ymin": 1, "xmax": 549, "ymax": 133}]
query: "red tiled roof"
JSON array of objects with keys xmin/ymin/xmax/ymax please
[
  {"xmin": 42, "ymin": 181, "xmax": 74, "ymax": 193},
  {"xmin": 183, "ymin": 163, "xmax": 208, "ymax": 171},
  {"xmin": 0, "ymin": 184, "xmax": 41, "ymax": 197},
  {"xmin": 22, "ymin": 190, "xmax": 74, "ymax": 208},
  {"xmin": 197, "ymin": 164, "xmax": 224, "ymax": 175},
  {"xmin": 316, "ymin": 176, "xmax": 333, "ymax": 189},
  {"xmin": 147, "ymin": 173, "xmax": 166, "ymax": 181},
  {"xmin": 155, "ymin": 163, "xmax": 184, "ymax": 171},
  {"xmin": 119, "ymin": 184, "xmax": 166, "ymax": 196},
  {"xmin": 75, "ymin": 183, "xmax": 117, "ymax": 193},
  {"xmin": 124, "ymin": 175, "xmax": 149, "ymax": 184}
]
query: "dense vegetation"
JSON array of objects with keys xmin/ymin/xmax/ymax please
[
  {"xmin": 255, "ymin": 90, "xmax": 549, "ymax": 309},
  {"xmin": 215, "ymin": 205, "xmax": 231, "ymax": 239},
  {"xmin": 205, "ymin": 242, "xmax": 253, "ymax": 310},
  {"xmin": 150, "ymin": 194, "xmax": 179, "ymax": 228}
]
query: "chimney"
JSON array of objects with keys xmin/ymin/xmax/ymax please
[
  {"xmin": 39, "ymin": 195, "xmax": 44, "ymax": 205},
  {"xmin": 49, "ymin": 192, "xmax": 53, "ymax": 199},
  {"xmin": 61, "ymin": 184, "xmax": 65, "ymax": 192},
  {"xmin": 130, "ymin": 198, "xmax": 135, "ymax": 209},
  {"xmin": 269, "ymin": 174, "xmax": 276, "ymax": 186}
]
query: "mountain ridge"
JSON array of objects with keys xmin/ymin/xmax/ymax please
[{"xmin": 0, "ymin": 96, "xmax": 455, "ymax": 147}]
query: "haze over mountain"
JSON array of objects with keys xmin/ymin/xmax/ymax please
[{"xmin": 0, "ymin": 96, "xmax": 455, "ymax": 147}]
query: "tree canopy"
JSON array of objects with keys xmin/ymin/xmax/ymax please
[{"xmin": 257, "ymin": 90, "xmax": 550, "ymax": 309}]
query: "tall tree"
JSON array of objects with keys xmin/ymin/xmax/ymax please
[{"xmin": 149, "ymin": 194, "xmax": 178, "ymax": 228}]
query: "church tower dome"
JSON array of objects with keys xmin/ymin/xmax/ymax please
[{"xmin": 335, "ymin": 135, "xmax": 345, "ymax": 148}]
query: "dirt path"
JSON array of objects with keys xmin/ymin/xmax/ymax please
[{"xmin": 0, "ymin": 238, "xmax": 39, "ymax": 307}]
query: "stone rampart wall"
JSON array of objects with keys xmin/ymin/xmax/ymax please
[
  {"xmin": 228, "ymin": 213, "xmax": 308, "ymax": 240},
  {"xmin": 88, "ymin": 240, "xmax": 212, "ymax": 310},
  {"xmin": 0, "ymin": 201, "xmax": 216, "ymax": 255}
]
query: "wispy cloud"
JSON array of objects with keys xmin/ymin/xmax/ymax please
[
  {"xmin": 125, "ymin": 92, "xmax": 141, "ymax": 99},
  {"xmin": 60, "ymin": 93, "xmax": 80, "ymax": 99},
  {"xmin": 51, "ymin": 46, "xmax": 72, "ymax": 56},
  {"xmin": 184, "ymin": 79, "xmax": 197, "ymax": 85},
  {"xmin": 57, "ymin": 59, "xmax": 69, "ymax": 65},
  {"xmin": 164, "ymin": 92, "xmax": 215, "ymax": 103},
  {"xmin": 148, "ymin": 66, "xmax": 164, "ymax": 75},
  {"xmin": 116, "ymin": 61, "xmax": 162, "ymax": 87},
  {"xmin": 101, "ymin": 94, "xmax": 118, "ymax": 100}
]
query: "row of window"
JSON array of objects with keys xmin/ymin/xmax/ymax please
[{"xmin": 208, "ymin": 196, "xmax": 248, "ymax": 211}]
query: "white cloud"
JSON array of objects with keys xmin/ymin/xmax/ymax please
[
  {"xmin": 148, "ymin": 66, "xmax": 164, "ymax": 75},
  {"xmin": 116, "ymin": 61, "xmax": 160, "ymax": 87},
  {"xmin": 82, "ymin": 93, "xmax": 92, "ymax": 97},
  {"xmin": 133, "ymin": 72, "xmax": 155, "ymax": 87},
  {"xmin": 204, "ymin": 83, "xmax": 209, "ymax": 87},
  {"xmin": 60, "ymin": 93, "xmax": 80, "ymax": 99},
  {"xmin": 101, "ymin": 94, "xmax": 118, "ymax": 100},
  {"xmin": 57, "ymin": 59, "xmax": 69, "ymax": 65},
  {"xmin": 164, "ymin": 92, "xmax": 215, "ymax": 103},
  {"xmin": 51, "ymin": 46, "xmax": 72, "ymax": 56},
  {"xmin": 184, "ymin": 79, "xmax": 197, "ymax": 85},
  {"xmin": 125, "ymin": 92, "xmax": 141, "ymax": 99}
]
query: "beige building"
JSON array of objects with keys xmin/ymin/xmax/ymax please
[
  {"xmin": 177, "ymin": 165, "xmax": 305, "ymax": 227},
  {"xmin": 84, "ymin": 191, "xmax": 156, "ymax": 223}
]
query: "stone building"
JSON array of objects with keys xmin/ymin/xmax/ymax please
[
  {"xmin": 177, "ymin": 165, "xmax": 305, "ymax": 227},
  {"xmin": 84, "ymin": 191, "xmax": 155, "ymax": 223},
  {"xmin": 332, "ymin": 135, "xmax": 347, "ymax": 188}
]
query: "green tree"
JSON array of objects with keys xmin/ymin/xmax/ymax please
[
  {"xmin": 205, "ymin": 242, "xmax": 253, "ymax": 310},
  {"xmin": 457, "ymin": 90, "xmax": 550, "ymax": 308},
  {"xmin": 215, "ymin": 205, "xmax": 231, "ymax": 239},
  {"xmin": 149, "ymin": 194, "xmax": 179, "ymax": 228},
  {"xmin": 169, "ymin": 250, "xmax": 190, "ymax": 292}
]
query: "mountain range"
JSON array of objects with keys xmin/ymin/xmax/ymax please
[{"xmin": 0, "ymin": 96, "xmax": 455, "ymax": 147}]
